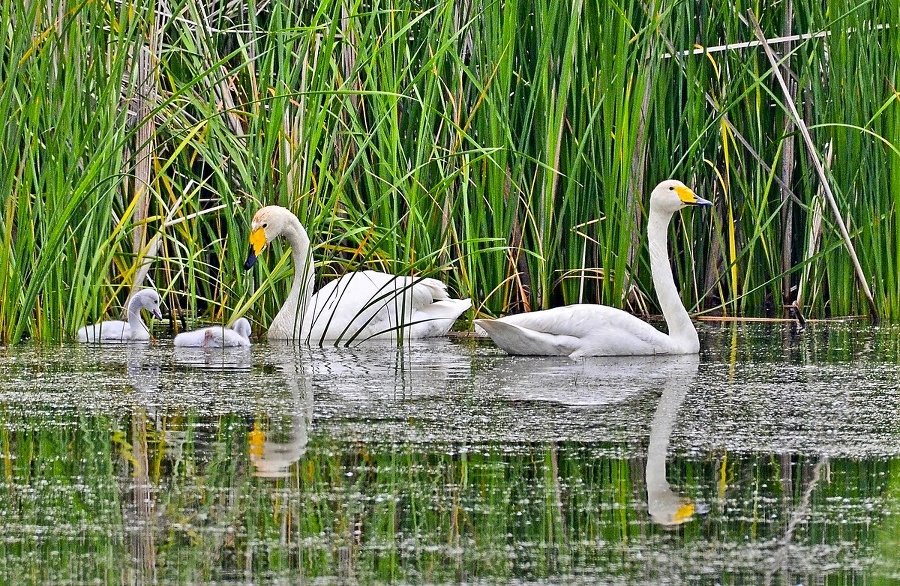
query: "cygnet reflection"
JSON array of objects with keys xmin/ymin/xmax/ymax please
[
  {"xmin": 248, "ymin": 361, "xmax": 313, "ymax": 479},
  {"xmin": 125, "ymin": 345, "xmax": 161, "ymax": 395},
  {"xmin": 172, "ymin": 340, "xmax": 251, "ymax": 371}
]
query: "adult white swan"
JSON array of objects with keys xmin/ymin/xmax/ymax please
[
  {"xmin": 173, "ymin": 317, "xmax": 252, "ymax": 348},
  {"xmin": 475, "ymin": 180, "xmax": 711, "ymax": 357},
  {"xmin": 76, "ymin": 288, "xmax": 163, "ymax": 343},
  {"xmin": 243, "ymin": 205, "xmax": 471, "ymax": 344}
]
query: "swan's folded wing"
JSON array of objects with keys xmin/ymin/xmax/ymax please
[
  {"xmin": 304, "ymin": 272, "xmax": 419, "ymax": 341},
  {"xmin": 409, "ymin": 298, "xmax": 472, "ymax": 338},
  {"xmin": 474, "ymin": 318, "xmax": 581, "ymax": 356},
  {"xmin": 487, "ymin": 305, "xmax": 637, "ymax": 338},
  {"xmin": 77, "ymin": 320, "xmax": 131, "ymax": 343},
  {"xmin": 306, "ymin": 271, "xmax": 468, "ymax": 342},
  {"xmin": 478, "ymin": 305, "xmax": 674, "ymax": 357}
]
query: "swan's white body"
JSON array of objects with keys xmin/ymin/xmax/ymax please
[
  {"xmin": 76, "ymin": 289, "xmax": 163, "ymax": 343},
  {"xmin": 475, "ymin": 180, "xmax": 711, "ymax": 357},
  {"xmin": 173, "ymin": 317, "xmax": 252, "ymax": 348},
  {"xmin": 244, "ymin": 206, "xmax": 471, "ymax": 344}
]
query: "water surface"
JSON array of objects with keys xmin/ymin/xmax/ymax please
[{"xmin": 1, "ymin": 321, "xmax": 899, "ymax": 584}]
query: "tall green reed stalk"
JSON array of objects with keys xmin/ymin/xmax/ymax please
[{"xmin": 2, "ymin": 0, "xmax": 899, "ymax": 343}]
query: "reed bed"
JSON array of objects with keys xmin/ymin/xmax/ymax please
[{"xmin": 1, "ymin": 0, "xmax": 898, "ymax": 342}]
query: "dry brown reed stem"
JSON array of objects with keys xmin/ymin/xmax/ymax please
[
  {"xmin": 778, "ymin": 0, "xmax": 796, "ymax": 308},
  {"xmin": 796, "ymin": 142, "xmax": 833, "ymax": 311},
  {"xmin": 129, "ymin": 37, "xmax": 157, "ymax": 300}
]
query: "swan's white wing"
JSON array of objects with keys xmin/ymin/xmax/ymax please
[
  {"xmin": 408, "ymin": 298, "xmax": 473, "ymax": 338},
  {"xmin": 475, "ymin": 319, "xmax": 582, "ymax": 356},
  {"xmin": 476, "ymin": 304, "xmax": 676, "ymax": 357},
  {"xmin": 174, "ymin": 328, "xmax": 212, "ymax": 347},
  {"xmin": 76, "ymin": 320, "xmax": 135, "ymax": 343},
  {"xmin": 302, "ymin": 271, "xmax": 468, "ymax": 343}
]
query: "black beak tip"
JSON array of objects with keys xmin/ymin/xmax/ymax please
[{"xmin": 244, "ymin": 252, "xmax": 258, "ymax": 271}]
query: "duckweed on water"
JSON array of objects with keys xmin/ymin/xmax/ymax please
[{"xmin": 1, "ymin": 323, "xmax": 900, "ymax": 582}]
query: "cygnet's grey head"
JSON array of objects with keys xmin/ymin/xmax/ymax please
[
  {"xmin": 133, "ymin": 289, "xmax": 163, "ymax": 319},
  {"xmin": 232, "ymin": 317, "xmax": 252, "ymax": 340}
]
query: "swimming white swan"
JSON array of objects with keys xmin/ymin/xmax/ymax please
[
  {"xmin": 243, "ymin": 205, "xmax": 472, "ymax": 344},
  {"xmin": 76, "ymin": 289, "xmax": 163, "ymax": 343},
  {"xmin": 173, "ymin": 317, "xmax": 252, "ymax": 348},
  {"xmin": 475, "ymin": 180, "xmax": 711, "ymax": 357}
]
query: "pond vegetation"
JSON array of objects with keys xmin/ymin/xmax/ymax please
[
  {"xmin": 1, "ymin": 323, "xmax": 900, "ymax": 582},
  {"xmin": 3, "ymin": 2, "xmax": 900, "ymax": 582},
  {"xmin": 1, "ymin": 1, "xmax": 898, "ymax": 342}
]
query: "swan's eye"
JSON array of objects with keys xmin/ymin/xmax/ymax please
[
  {"xmin": 668, "ymin": 186, "xmax": 674, "ymax": 191},
  {"xmin": 262, "ymin": 223, "xmax": 268, "ymax": 228}
]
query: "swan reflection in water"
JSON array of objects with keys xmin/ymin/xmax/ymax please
[
  {"xmin": 644, "ymin": 354, "xmax": 702, "ymax": 526},
  {"xmin": 486, "ymin": 353, "xmax": 702, "ymax": 526},
  {"xmin": 172, "ymin": 343, "xmax": 252, "ymax": 371},
  {"xmin": 248, "ymin": 359, "xmax": 314, "ymax": 479}
]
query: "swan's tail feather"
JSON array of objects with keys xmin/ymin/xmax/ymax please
[
  {"xmin": 406, "ymin": 299, "xmax": 472, "ymax": 338},
  {"xmin": 415, "ymin": 277, "xmax": 451, "ymax": 301},
  {"xmin": 474, "ymin": 319, "xmax": 579, "ymax": 356}
]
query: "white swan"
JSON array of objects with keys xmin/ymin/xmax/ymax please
[
  {"xmin": 76, "ymin": 289, "xmax": 163, "ymax": 343},
  {"xmin": 173, "ymin": 317, "xmax": 252, "ymax": 348},
  {"xmin": 243, "ymin": 205, "xmax": 472, "ymax": 344},
  {"xmin": 474, "ymin": 180, "xmax": 711, "ymax": 357}
]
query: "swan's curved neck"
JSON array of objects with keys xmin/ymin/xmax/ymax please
[
  {"xmin": 126, "ymin": 295, "xmax": 149, "ymax": 337},
  {"xmin": 647, "ymin": 209, "xmax": 699, "ymax": 352},
  {"xmin": 271, "ymin": 217, "xmax": 315, "ymax": 336}
]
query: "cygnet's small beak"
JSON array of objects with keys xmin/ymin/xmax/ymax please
[{"xmin": 151, "ymin": 307, "xmax": 163, "ymax": 320}]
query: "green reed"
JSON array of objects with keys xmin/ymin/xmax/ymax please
[{"xmin": 2, "ymin": 0, "xmax": 899, "ymax": 342}]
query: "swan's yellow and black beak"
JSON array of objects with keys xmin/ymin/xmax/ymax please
[
  {"xmin": 673, "ymin": 502, "xmax": 695, "ymax": 524},
  {"xmin": 244, "ymin": 227, "xmax": 268, "ymax": 270},
  {"xmin": 675, "ymin": 185, "xmax": 712, "ymax": 207}
]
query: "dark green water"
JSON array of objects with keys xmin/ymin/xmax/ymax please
[{"xmin": 1, "ymin": 321, "xmax": 899, "ymax": 584}]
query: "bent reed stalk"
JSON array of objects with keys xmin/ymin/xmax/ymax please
[{"xmin": 1, "ymin": 0, "xmax": 898, "ymax": 343}]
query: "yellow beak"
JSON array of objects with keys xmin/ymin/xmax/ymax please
[
  {"xmin": 674, "ymin": 185, "xmax": 712, "ymax": 207},
  {"xmin": 244, "ymin": 227, "xmax": 268, "ymax": 270}
]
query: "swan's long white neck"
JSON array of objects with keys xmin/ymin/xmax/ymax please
[
  {"xmin": 646, "ymin": 208, "xmax": 700, "ymax": 353},
  {"xmin": 126, "ymin": 294, "xmax": 149, "ymax": 337},
  {"xmin": 270, "ymin": 215, "xmax": 315, "ymax": 337}
]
